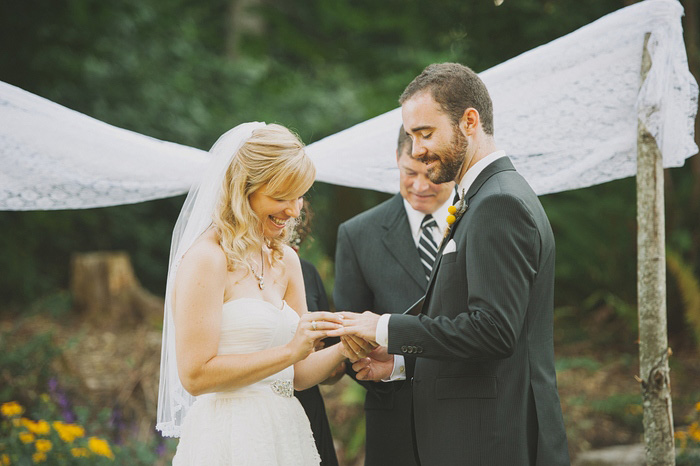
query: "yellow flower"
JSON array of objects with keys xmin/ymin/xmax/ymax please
[
  {"xmin": 0, "ymin": 401, "xmax": 24, "ymax": 418},
  {"xmin": 0, "ymin": 453, "xmax": 10, "ymax": 465},
  {"xmin": 31, "ymin": 452, "xmax": 46, "ymax": 463},
  {"xmin": 19, "ymin": 431, "xmax": 36, "ymax": 444},
  {"xmin": 88, "ymin": 437, "xmax": 114, "ymax": 459},
  {"xmin": 689, "ymin": 422, "xmax": 699, "ymax": 435},
  {"xmin": 695, "ymin": 401, "xmax": 700, "ymax": 412},
  {"xmin": 625, "ymin": 404, "xmax": 643, "ymax": 415},
  {"xmin": 35, "ymin": 439, "xmax": 52, "ymax": 453},
  {"xmin": 53, "ymin": 421, "xmax": 85, "ymax": 443},
  {"xmin": 71, "ymin": 447, "xmax": 90, "ymax": 458},
  {"xmin": 24, "ymin": 420, "xmax": 50, "ymax": 436}
]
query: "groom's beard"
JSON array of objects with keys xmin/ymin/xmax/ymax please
[{"xmin": 424, "ymin": 127, "xmax": 469, "ymax": 185}]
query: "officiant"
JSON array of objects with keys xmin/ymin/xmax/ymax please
[{"xmin": 333, "ymin": 126, "xmax": 454, "ymax": 466}]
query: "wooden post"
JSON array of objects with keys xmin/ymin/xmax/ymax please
[{"xmin": 636, "ymin": 32, "xmax": 675, "ymax": 465}]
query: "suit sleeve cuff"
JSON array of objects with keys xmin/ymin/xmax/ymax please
[{"xmin": 376, "ymin": 314, "xmax": 391, "ymax": 347}]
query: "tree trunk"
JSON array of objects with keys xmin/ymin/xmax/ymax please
[
  {"xmin": 225, "ymin": 0, "xmax": 264, "ymax": 59},
  {"xmin": 70, "ymin": 251, "xmax": 163, "ymax": 328},
  {"xmin": 636, "ymin": 32, "xmax": 675, "ymax": 466}
]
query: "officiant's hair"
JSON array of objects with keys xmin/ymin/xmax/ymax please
[
  {"xmin": 213, "ymin": 123, "xmax": 315, "ymax": 272},
  {"xmin": 397, "ymin": 125, "xmax": 412, "ymax": 158},
  {"xmin": 399, "ymin": 62, "xmax": 494, "ymax": 136}
]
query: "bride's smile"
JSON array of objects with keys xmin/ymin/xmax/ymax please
[{"xmin": 249, "ymin": 186, "xmax": 302, "ymax": 238}]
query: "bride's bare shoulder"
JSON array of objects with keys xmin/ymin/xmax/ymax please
[
  {"xmin": 280, "ymin": 244, "xmax": 301, "ymax": 270},
  {"xmin": 178, "ymin": 229, "xmax": 227, "ymax": 275}
]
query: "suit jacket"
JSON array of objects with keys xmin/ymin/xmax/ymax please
[
  {"xmin": 296, "ymin": 258, "xmax": 339, "ymax": 466},
  {"xmin": 334, "ymin": 193, "xmax": 423, "ymax": 466},
  {"xmin": 389, "ymin": 157, "xmax": 570, "ymax": 466}
]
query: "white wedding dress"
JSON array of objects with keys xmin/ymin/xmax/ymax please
[{"xmin": 172, "ymin": 298, "xmax": 321, "ymax": 466}]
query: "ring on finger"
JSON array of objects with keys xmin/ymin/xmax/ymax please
[{"xmin": 311, "ymin": 321, "xmax": 317, "ymax": 331}]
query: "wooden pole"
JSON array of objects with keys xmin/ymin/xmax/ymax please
[{"xmin": 636, "ymin": 31, "xmax": 675, "ymax": 466}]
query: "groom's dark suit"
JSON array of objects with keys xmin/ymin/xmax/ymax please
[
  {"xmin": 389, "ymin": 157, "xmax": 570, "ymax": 466},
  {"xmin": 334, "ymin": 193, "xmax": 423, "ymax": 466}
]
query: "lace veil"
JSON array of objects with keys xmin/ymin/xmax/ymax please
[{"xmin": 156, "ymin": 121, "xmax": 266, "ymax": 437}]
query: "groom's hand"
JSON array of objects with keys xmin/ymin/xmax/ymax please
[
  {"xmin": 339, "ymin": 334, "xmax": 377, "ymax": 362},
  {"xmin": 353, "ymin": 346, "xmax": 394, "ymax": 381},
  {"xmin": 326, "ymin": 311, "xmax": 381, "ymax": 342}
]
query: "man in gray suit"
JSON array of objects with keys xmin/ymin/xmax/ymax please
[
  {"xmin": 330, "ymin": 63, "xmax": 570, "ymax": 466},
  {"xmin": 334, "ymin": 127, "xmax": 454, "ymax": 466}
]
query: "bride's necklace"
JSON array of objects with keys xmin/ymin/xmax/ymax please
[{"xmin": 248, "ymin": 249, "xmax": 265, "ymax": 290}]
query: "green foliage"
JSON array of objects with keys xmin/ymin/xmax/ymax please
[
  {"xmin": 667, "ymin": 249, "xmax": 700, "ymax": 348},
  {"xmin": 676, "ymin": 401, "xmax": 700, "ymax": 465},
  {"xmin": 0, "ymin": 199, "xmax": 183, "ymax": 304},
  {"xmin": 589, "ymin": 394, "xmax": 644, "ymax": 433},
  {"xmin": 0, "ymin": 326, "xmax": 66, "ymax": 404},
  {"xmin": 0, "ymin": 318, "xmax": 175, "ymax": 465},
  {"xmin": 555, "ymin": 356, "xmax": 602, "ymax": 372}
]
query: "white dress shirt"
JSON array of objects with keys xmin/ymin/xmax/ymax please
[
  {"xmin": 403, "ymin": 197, "xmax": 451, "ymax": 247},
  {"xmin": 376, "ymin": 150, "xmax": 507, "ymax": 380}
]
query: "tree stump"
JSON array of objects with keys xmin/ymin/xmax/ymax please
[{"xmin": 70, "ymin": 251, "xmax": 163, "ymax": 327}]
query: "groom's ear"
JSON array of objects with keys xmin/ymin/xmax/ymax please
[{"xmin": 459, "ymin": 108, "xmax": 480, "ymax": 136}]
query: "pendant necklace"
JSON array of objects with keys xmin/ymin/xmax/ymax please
[{"xmin": 249, "ymin": 249, "xmax": 265, "ymax": 290}]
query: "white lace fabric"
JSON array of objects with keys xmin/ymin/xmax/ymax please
[
  {"xmin": 0, "ymin": 81, "xmax": 207, "ymax": 210},
  {"xmin": 0, "ymin": 1, "xmax": 695, "ymax": 211},
  {"xmin": 305, "ymin": 0, "xmax": 698, "ymax": 195}
]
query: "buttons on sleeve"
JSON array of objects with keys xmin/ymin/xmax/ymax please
[{"xmin": 401, "ymin": 345, "xmax": 424, "ymax": 354}]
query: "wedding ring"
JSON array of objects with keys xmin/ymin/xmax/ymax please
[{"xmin": 311, "ymin": 321, "xmax": 317, "ymax": 331}]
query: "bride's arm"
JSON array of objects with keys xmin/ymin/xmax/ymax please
[
  {"xmin": 174, "ymin": 240, "xmax": 320, "ymax": 396},
  {"xmin": 283, "ymin": 247, "xmax": 353, "ymax": 391}
]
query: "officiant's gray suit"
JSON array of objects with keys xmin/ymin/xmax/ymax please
[
  {"xmin": 389, "ymin": 157, "xmax": 570, "ymax": 466},
  {"xmin": 334, "ymin": 193, "xmax": 423, "ymax": 466}
]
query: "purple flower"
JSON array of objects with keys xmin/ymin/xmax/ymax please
[{"xmin": 47, "ymin": 377, "xmax": 75, "ymax": 422}]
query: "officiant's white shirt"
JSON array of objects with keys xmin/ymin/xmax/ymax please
[{"xmin": 377, "ymin": 150, "xmax": 506, "ymax": 381}]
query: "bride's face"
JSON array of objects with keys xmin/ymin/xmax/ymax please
[{"xmin": 249, "ymin": 185, "xmax": 303, "ymax": 238}]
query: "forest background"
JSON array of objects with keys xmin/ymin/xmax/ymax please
[{"xmin": 1, "ymin": 0, "xmax": 699, "ymax": 464}]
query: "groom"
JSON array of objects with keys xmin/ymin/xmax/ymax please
[{"xmin": 329, "ymin": 63, "xmax": 570, "ymax": 466}]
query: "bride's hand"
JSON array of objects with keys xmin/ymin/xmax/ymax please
[{"xmin": 287, "ymin": 312, "xmax": 343, "ymax": 363}]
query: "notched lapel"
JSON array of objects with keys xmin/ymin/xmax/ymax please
[
  {"xmin": 421, "ymin": 158, "xmax": 515, "ymax": 307},
  {"xmin": 380, "ymin": 195, "xmax": 427, "ymax": 291}
]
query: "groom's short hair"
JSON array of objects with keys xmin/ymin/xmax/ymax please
[{"xmin": 399, "ymin": 63, "xmax": 494, "ymax": 136}]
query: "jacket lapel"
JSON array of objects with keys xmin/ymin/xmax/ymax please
[
  {"xmin": 419, "ymin": 156, "xmax": 517, "ymax": 313},
  {"xmin": 380, "ymin": 194, "xmax": 427, "ymax": 292}
]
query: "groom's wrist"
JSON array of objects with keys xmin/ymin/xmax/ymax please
[{"xmin": 381, "ymin": 354, "xmax": 405, "ymax": 382}]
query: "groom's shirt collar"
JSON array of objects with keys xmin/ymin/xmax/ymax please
[{"xmin": 456, "ymin": 150, "xmax": 506, "ymax": 199}]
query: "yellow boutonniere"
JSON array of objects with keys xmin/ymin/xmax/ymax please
[{"xmin": 444, "ymin": 191, "xmax": 468, "ymax": 239}]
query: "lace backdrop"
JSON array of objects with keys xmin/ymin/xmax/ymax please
[
  {"xmin": 306, "ymin": 0, "xmax": 698, "ymax": 195},
  {"xmin": 0, "ymin": 0, "xmax": 697, "ymax": 211}
]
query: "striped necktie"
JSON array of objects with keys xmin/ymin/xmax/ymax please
[{"xmin": 418, "ymin": 214, "xmax": 439, "ymax": 281}]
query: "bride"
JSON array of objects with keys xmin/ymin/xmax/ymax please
[{"xmin": 156, "ymin": 122, "xmax": 360, "ymax": 465}]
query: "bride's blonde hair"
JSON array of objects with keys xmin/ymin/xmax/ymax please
[{"xmin": 212, "ymin": 124, "xmax": 315, "ymax": 271}]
